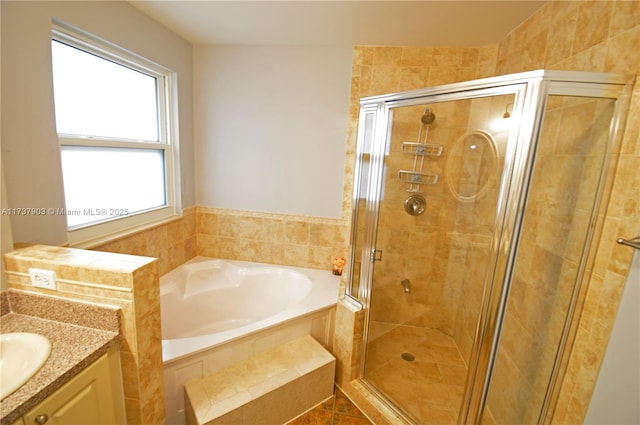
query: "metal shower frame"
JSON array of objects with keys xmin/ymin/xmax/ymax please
[{"xmin": 345, "ymin": 69, "xmax": 633, "ymax": 425}]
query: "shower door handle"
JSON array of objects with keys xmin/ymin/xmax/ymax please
[{"xmin": 370, "ymin": 249, "xmax": 383, "ymax": 262}]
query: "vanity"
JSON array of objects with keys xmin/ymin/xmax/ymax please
[{"xmin": 0, "ymin": 291, "xmax": 125, "ymax": 425}]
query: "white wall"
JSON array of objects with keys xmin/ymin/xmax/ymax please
[
  {"xmin": 1, "ymin": 166, "xmax": 14, "ymax": 292},
  {"xmin": 0, "ymin": 1, "xmax": 195, "ymax": 245},
  {"xmin": 193, "ymin": 45, "xmax": 352, "ymax": 218},
  {"xmin": 585, "ymin": 249, "xmax": 640, "ymax": 424}
]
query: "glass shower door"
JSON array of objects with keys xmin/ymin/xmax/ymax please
[
  {"xmin": 360, "ymin": 93, "xmax": 517, "ymax": 424},
  {"xmin": 484, "ymin": 94, "xmax": 619, "ymax": 424}
]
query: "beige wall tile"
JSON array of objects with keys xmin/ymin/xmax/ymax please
[{"xmin": 573, "ymin": 1, "xmax": 613, "ymax": 54}]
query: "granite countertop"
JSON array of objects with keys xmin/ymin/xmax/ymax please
[{"xmin": 0, "ymin": 291, "xmax": 122, "ymax": 425}]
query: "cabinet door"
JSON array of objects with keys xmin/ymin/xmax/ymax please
[{"xmin": 24, "ymin": 350, "xmax": 124, "ymax": 425}]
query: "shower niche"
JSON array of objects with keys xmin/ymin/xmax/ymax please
[{"xmin": 345, "ymin": 70, "xmax": 632, "ymax": 425}]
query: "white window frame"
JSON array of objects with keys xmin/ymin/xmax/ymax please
[{"xmin": 52, "ymin": 22, "xmax": 181, "ymax": 248}]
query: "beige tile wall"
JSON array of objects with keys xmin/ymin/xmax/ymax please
[
  {"xmin": 487, "ymin": 96, "xmax": 620, "ymax": 423},
  {"xmin": 93, "ymin": 207, "xmax": 197, "ymax": 276},
  {"xmin": 492, "ymin": 1, "xmax": 639, "ymax": 423},
  {"xmin": 195, "ymin": 207, "xmax": 350, "ymax": 270}
]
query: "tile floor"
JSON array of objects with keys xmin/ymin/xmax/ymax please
[
  {"xmin": 363, "ymin": 325, "xmax": 470, "ymax": 424},
  {"xmin": 291, "ymin": 325, "xmax": 495, "ymax": 424},
  {"xmin": 289, "ymin": 386, "xmax": 373, "ymax": 425}
]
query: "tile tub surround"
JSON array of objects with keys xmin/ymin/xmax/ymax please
[
  {"xmin": 3, "ymin": 244, "xmax": 164, "ymax": 425},
  {"xmin": 93, "ymin": 207, "xmax": 197, "ymax": 277},
  {"xmin": 161, "ymin": 257, "xmax": 340, "ymax": 363},
  {"xmin": 3, "ymin": 209, "xmax": 351, "ymax": 424},
  {"xmin": 163, "ymin": 307, "xmax": 336, "ymax": 425},
  {"xmin": 0, "ymin": 290, "xmax": 121, "ymax": 425},
  {"xmin": 92, "ymin": 206, "xmax": 351, "ymax": 276},
  {"xmin": 184, "ymin": 335, "xmax": 336, "ymax": 425},
  {"xmin": 195, "ymin": 207, "xmax": 351, "ymax": 271},
  {"xmin": 160, "ymin": 255, "xmax": 340, "ymax": 424}
]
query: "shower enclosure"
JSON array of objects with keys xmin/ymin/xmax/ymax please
[{"xmin": 345, "ymin": 70, "xmax": 631, "ymax": 424}]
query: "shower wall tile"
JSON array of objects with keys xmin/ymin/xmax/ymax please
[
  {"xmin": 486, "ymin": 94, "xmax": 621, "ymax": 422},
  {"xmin": 400, "ymin": 47, "xmax": 433, "ymax": 67},
  {"xmin": 573, "ymin": 1, "xmax": 612, "ymax": 54},
  {"xmin": 460, "ymin": 49, "xmax": 480, "ymax": 82},
  {"xmin": 477, "ymin": 44, "xmax": 499, "ymax": 79},
  {"xmin": 429, "ymin": 48, "xmax": 465, "ymax": 86},
  {"xmin": 605, "ymin": 26, "xmax": 640, "ymax": 75},
  {"xmin": 372, "ymin": 46, "xmax": 403, "ymax": 66},
  {"xmin": 488, "ymin": 1, "xmax": 640, "ymax": 423},
  {"xmin": 352, "ymin": 46, "xmax": 494, "ymax": 99},
  {"xmin": 612, "ymin": 0, "xmax": 640, "ymax": 35}
]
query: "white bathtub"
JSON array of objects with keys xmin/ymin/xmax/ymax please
[{"xmin": 160, "ymin": 257, "xmax": 340, "ymax": 425}]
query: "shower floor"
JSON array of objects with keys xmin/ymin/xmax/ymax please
[{"xmin": 363, "ymin": 323, "xmax": 482, "ymax": 424}]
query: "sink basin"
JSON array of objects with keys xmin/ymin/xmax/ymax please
[{"xmin": 0, "ymin": 333, "xmax": 52, "ymax": 400}]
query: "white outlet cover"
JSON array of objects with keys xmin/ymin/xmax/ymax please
[{"xmin": 28, "ymin": 268, "xmax": 57, "ymax": 290}]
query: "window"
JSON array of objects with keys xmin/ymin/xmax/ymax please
[{"xmin": 51, "ymin": 23, "xmax": 180, "ymax": 246}]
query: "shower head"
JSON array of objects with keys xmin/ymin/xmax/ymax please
[{"xmin": 421, "ymin": 108, "xmax": 436, "ymax": 125}]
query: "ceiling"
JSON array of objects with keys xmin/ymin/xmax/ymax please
[{"xmin": 127, "ymin": 1, "xmax": 546, "ymax": 47}]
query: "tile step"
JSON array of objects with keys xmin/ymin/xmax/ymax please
[{"xmin": 184, "ymin": 335, "xmax": 336, "ymax": 425}]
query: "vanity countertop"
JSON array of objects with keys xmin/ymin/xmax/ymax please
[{"xmin": 0, "ymin": 290, "xmax": 121, "ymax": 425}]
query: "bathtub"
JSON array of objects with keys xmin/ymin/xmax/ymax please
[{"xmin": 160, "ymin": 257, "xmax": 340, "ymax": 425}]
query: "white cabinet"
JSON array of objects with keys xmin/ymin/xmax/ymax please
[{"xmin": 22, "ymin": 347, "xmax": 125, "ymax": 425}]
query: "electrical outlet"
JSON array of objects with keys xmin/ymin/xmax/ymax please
[{"xmin": 29, "ymin": 268, "xmax": 57, "ymax": 290}]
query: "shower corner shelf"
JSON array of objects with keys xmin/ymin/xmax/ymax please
[
  {"xmin": 402, "ymin": 142, "xmax": 443, "ymax": 156},
  {"xmin": 398, "ymin": 170, "xmax": 439, "ymax": 186}
]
